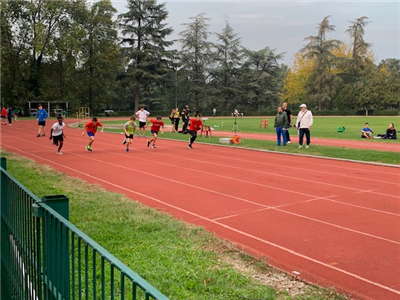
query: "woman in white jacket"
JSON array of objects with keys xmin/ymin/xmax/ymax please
[{"xmin": 295, "ymin": 104, "xmax": 313, "ymax": 148}]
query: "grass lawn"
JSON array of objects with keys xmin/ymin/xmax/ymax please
[
  {"xmin": 96, "ymin": 117, "xmax": 400, "ymax": 165},
  {"xmin": 99, "ymin": 116, "xmax": 400, "ymax": 141},
  {"xmin": 1, "ymin": 150, "xmax": 349, "ymax": 300}
]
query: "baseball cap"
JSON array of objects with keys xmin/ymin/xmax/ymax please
[{"xmin": 299, "ymin": 104, "xmax": 307, "ymax": 108}]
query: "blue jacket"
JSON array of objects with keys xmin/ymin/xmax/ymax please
[{"xmin": 36, "ymin": 109, "xmax": 48, "ymax": 122}]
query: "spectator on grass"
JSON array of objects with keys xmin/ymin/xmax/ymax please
[
  {"xmin": 213, "ymin": 107, "xmax": 217, "ymax": 117},
  {"xmin": 274, "ymin": 106, "xmax": 288, "ymax": 146},
  {"xmin": 295, "ymin": 104, "xmax": 313, "ymax": 148},
  {"xmin": 173, "ymin": 108, "xmax": 180, "ymax": 132},
  {"xmin": 7, "ymin": 106, "xmax": 13, "ymax": 125},
  {"xmin": 375, "ymin": 123, "xmax": 397, "ymax": 139},
  {"xmin": 169, "ymin": 108, "xmax": 175, "ymax": 129},
  {"xmin": 180, "ymin": 105, "xmax": 191, "ymax": 133},
  {"xmin": 361, "ymin": 123, "xmax": 374, "ymax": 139},
  {"xmin": 282, "ymin": 102, "xmax": 293, "ymax": 143}
]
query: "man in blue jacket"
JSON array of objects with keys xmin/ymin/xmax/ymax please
[{"xmin": 36, "ymin": 104, "xmax": 48, "ymax": 137}]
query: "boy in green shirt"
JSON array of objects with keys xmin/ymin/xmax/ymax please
[{"xmin": 123, "ymin": 116, "xmax": 137, "ymax": 153}]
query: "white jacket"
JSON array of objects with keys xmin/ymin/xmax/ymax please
[{"xmin": 296, "ymin": 110, "xmax": 313, "ymax": 128}]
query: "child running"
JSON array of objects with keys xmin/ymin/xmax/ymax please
[
  {"xmin": 82, "ymin": 117, "xmax": 104, "ymax": 152},
  {"xmin": 187, "ymin": 114, "xmax": 203, "ymax": 149},
  {"xmin": 123, "ymin": 115, "xmax": 137, "ymax": 153},
  {"xmin": 146, "ymin": 116, "xmax": 164, "ymax": 149},
  {"xmin": 49, "ymin": 116, "xmax": 66, "ymax": 155}
]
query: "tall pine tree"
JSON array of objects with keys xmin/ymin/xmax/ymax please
[{"xmin": 119, "ymin": 0, "xmax": 173, "ymax": 112}]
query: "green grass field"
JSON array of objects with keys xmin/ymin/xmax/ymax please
[
  {"xmin": 100, "ymin": 116, "xmax": 400, "ymax": 141},
  {"xmin": 98, "ymin": 116, "xmax": 400, "ymax": 165},
  {"xmin": 1, "ymin": 150, "xmax": 348, "ymax": 300}
]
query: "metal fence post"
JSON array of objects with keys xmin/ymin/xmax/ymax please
[
  {"xmin": 42, "ymin": 195, "xmax": 70, "ymax": 300},
  {"xmin": 0, "ymin": 157, "xmax": 11, "ymax": 300}
]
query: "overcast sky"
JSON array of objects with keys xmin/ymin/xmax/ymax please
[{"xmin": 109, "ymin": 0, "xmax": 400, "ymax": 66}]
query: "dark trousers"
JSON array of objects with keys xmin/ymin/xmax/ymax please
[
  {"xmin": 182, "ymin": 119, "xmax": 189, "ymax": 131},
  {"xmin": 188, "ymin": 130, "xmax": 197, "ymax": 144},
  {"xmin": 174, "ymin": 118, "xmax": 180, "ymax": 131},
  {"xmin": 285, "ymin": 128, "xmax": 291, "ymax": 141},
  {"xmin": 299, "ymin": 128, "xmax": 310, "ymax": 145}
]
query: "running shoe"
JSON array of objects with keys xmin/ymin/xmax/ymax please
[
  {"xmin": 41, "ymin": 134, "xmax": 45, "ymax": 137},
  {"xmin": 123, "ymin": 139, "xmax": 127, "ymax": 145},
  {"xmin": 287, "ymin": 141, "xmax": 291, "ymax": 144},
  {"xmin": 147, "ymin": 140, "xmax": 150, "ymax": 147},
  {"xmin": 152, "ymin": 144, "xmax": 156, "ymax": 149},
  {"xmin": 37, "ymin": 134, "xmax": 41, "ymax": 137},
  {"xmin": 298, "ymin": 145, "xmax": 302, "ymax": 148},
  {"xmin": 306, "ymin": 145, "xmax": 309, "ymax": 148},
  {"xmin": 126, "ymin": 148, "xmax": 129, "ymax": 153},
  {"xmin": 85, "ymin": 145, "xmax": 92, "ymax": 152},
  {"xmin": 188, "ymin": 144, "xmax": 193, "ymax": 149},
  {"xmin": 56, "ymin": 151, "xmax": 63, "ymax": 155}
]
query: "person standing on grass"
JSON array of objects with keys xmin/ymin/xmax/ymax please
[
  {"xmin": 146, "ymin": 116, "xmax": 164, "ymax": 149},
  {"xmin": 187, "ymin": 114, "xmax": 203, "ymax": 149},
  {"xmin": 36, "ymin": 104, "xmax": 48, "ymax": 137},
  {"xmin": 14, "ymin": 108, "xmax": 19, "ymax": 121},
  {"xmin": 123, "ymin": 115, "xmax": 137, "ymax": 153},
  {"xmin": 49, "ymin": 116, "xmax": 66, "ymax": 155},
  {"xmin": 1, "ymin": 106, "xmax": 8, "ymax": 125},
  {"xmin": 213, "ymin": 107, "xmax": 217, "ymax": 117},
  {"xmin": 180, "ymin": 105, "xmax": 191, "ymax": 133},
  {"xmin": 135, "ymin": 106, "xmax": 150, "ymax": 138},
  {"xmin": 274, "ymin": 106, "xmax": 288, "ymax": 146},
  {"xmin": 7, "ymin": 107, "xmax": 13, "ymax": 125},
  {"xmin": 82, "ymin": 117, "xmax": 104, "ymax": 152},
  {"xmin": 173, "ymin": 107, "xmax": 180, "ymax": 132},
  {"xmin": 361, "ymin": 122, "xmax": 374, "ymax": 139},
  {"xmin": 295, "ymin": 104, "xmax": 313, "ymax": 148},
  {"xmin": 282, "ymin": 102, "xmax": 293, "ymax": 143}
]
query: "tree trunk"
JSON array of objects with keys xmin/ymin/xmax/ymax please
[{"xmin": 134, "ymin": 87, "xmax": 140, "ymax": 112}]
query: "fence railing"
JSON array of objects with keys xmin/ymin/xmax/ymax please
[{"xmin": 1, "ymin": 157, "xmax": 169, "ymax": 300}]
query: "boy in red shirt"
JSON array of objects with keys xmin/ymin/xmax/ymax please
[
  {"xmin": 82, "ymin": 117, "xmax": 104, "ymax": 152},
  {"xmin": 1, "ymin": 107, "xmax": 7, "ymax": 125},
  {"xmin": 146, "ymin": 116, "xmax": 164, "ymax": 149},
  {"xmin": 187, "ymin": 114, "xmax": 203, "ymax": 149}
]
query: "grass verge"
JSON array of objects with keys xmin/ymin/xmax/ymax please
[{"xmin": 1, "ymin": 150, "xmax": 349, "ymax": 300}]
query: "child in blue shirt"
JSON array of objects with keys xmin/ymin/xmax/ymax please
[
  {"xmin": 36, "ymin": 104, "xmax": 49, "ymax": 137},
  {"xmin": 361, "ymin": 122, "xmax": 374, "ymax": 139}
]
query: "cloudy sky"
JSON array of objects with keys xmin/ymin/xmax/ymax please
[{"xmin": 110, "ymin": 0, "xmax": 400, "ymax": 66}]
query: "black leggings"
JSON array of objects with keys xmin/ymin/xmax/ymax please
[
  {"xmin": 188, "ymin": 130, "xmax": 197, "ymax": 144},
  {"xmin": 174, "ymin": 118, "xmax": 180, "ymax": 131}
]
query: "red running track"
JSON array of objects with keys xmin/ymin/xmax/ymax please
[{"xmin": 1, "ymin": 120, "xmax": 400, "ymax": 300}]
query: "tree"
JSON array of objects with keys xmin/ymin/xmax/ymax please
[
  {"xmin": 280, "ymin": 52, "xmax": 314, "ymax": 105},
  {"xmin": 78, "ymin": 0, "xmax": 120, "ymax": 112},
  {"xmin": 178, "ymin": 13, "xmax": 213, "ymax": 109},
  {"xmin": 119, "ymin": 0, "xmax": 173, "ymax": 112},
  {"xmin": 240, "ymin": 47, "xmax": 284, "ymax": 111},
  {"xmin": 301, "ymin": 16, "xmax": 343, "ymax": 110},
  {"xmin": 345, "ymin": 16, "xmax": 372, "ymax": 75},
  {"xmin": 210, "ymin": 21, "xmax": 244, "ymax": 111}
]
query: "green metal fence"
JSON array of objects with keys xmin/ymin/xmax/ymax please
[{"xmin": 1, "ymin": 157, "xmax": 169, "ymax": 300}]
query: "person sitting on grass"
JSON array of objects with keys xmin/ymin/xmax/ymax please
[
  {"xmin": 375, "ymin": 123, "xmax": 397, "ymax": 139},
  {"xmin": 361, "ymin": 123, "xmax": 374, "ymax": 139}
]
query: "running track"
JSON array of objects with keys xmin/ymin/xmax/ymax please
[{"xmin": 1, "ymin": 120, "xmax": 400, "ymax": 300}]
